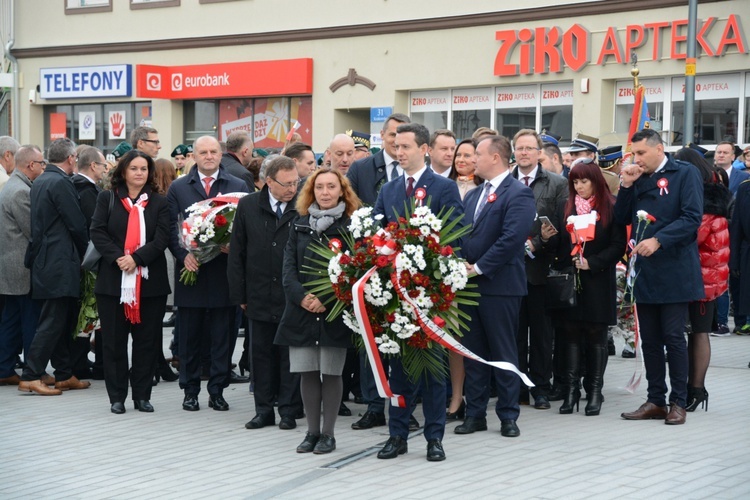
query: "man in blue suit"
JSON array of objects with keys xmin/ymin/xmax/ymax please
[
  {"xmin": 616, "ymin": 129, "xmax": 703, "ymax": 425},
  {"xmin": 715, "ymin": 141, "xmax": 750, "ymax": 196},
  {"xmin": 455, "ymin": 135, "xmax": 536, "ymax": 439},
  {"xmin": 374, "ymin": 122, "xmax": 464, "ymax": 462},
  {"xmin": 167, "ymin": 136, "xmax": 249, "ymax": 412}
]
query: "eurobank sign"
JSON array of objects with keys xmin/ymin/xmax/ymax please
[
  {"xmin": 40, "ymin": 65, "xmax": 132, "ymax": 99},
  {"xmin": 136, "ymin": 59, "xmax": 313, "ymax": 99}
]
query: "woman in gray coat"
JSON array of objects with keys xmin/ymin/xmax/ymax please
[{"xmin": 275, "ymin": 168, "xmax": 360, "ymax": 454}]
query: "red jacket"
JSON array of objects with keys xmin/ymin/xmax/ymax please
[{"xmin": 697, "ymin": 213, "xmax": 729, "ymax": 301}]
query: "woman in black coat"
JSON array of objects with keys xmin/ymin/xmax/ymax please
[
  {"xmin": 275, "ymin": 168, "xmax": 360, "ymax": 454},
  {"xmin": 90, "ymin": 150, "xmax": 171, "ymax": 414},
  {"xmin": 544, "ymin": 160, "xmax": 626, "ymax": 416}
]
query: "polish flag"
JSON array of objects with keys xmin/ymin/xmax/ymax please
[
  {"xmin": 569, "ymin": 211, "xmax": 597, "ymax": 243},
  {"xmin": 285, "ymin": 120, "xmax": 302, "ymax": 141}
]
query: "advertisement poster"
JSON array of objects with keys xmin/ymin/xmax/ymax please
[
  {"xmin": 79, "ymin": 111, "xmax": 96, "ymax": 141},
  {"xmin": 219, "ymin": 97, "xmax": 312, "ymax": 148},
  {"xmin": 219, "ymin": 99, "xmax": 253, "ymax": 141},
  {"xmin": 109, "ymin": 110, "xmax": 127, "ymax": 140},
  {"xmin": 50, "ymin": 112, "xmax": 67, "ymax": 140}
]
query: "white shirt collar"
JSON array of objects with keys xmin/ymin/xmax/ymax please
[
  {"xmin": 486, "ymin": 170, "xmax": 510, "ymax": 191},
  {"xmin": 653, "ymin": 155, "xmax": 669, "ymax": 175},
  {"xmin": 432, "ymin": 165, "xmax": 452, "ymax": 178},
  {"xmin": 78, "ymin": 173, "xmax": 97, "ymax": 185},
  {"xmin": 268, "ymin": 191, "xmax": 286, "ymax": 212},
  {"xmin": 404, "ymin": 165, "xmax": 428, "ymax": 187},
  {"xmin": 198, "ymin": 171, "xmax": 216, "ymax": 182},
  {"xmin": 518, "ymin": 165, "xmax": 539, "ymax": 183}
]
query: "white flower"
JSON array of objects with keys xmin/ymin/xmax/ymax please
[
  {"xmin": 342, "ymin": 310, "xmax": 361, "ymax": 334},
  {"xmin": 198, "ymin": 234, "xmax": 209, "ymax": 243},
  {"xmin": 379, "ymin": 339, "xmax": 400, "ymax": 354},
  {"xmin": 636, "ymin": 210, "xmax": 649, "ymax": 221}
]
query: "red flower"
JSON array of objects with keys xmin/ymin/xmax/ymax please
[
  {"xmin": 566, "ymin": 223, "xmax": 574, "ymax": 233},
  {"xmin": 375, "ymin": 256, "xmax": 390, "ymax": 268},
  {"xmin": 408, "ymin": 333, "xmax": 429, "ymax": 349},
  {"xmin": 408, "ymin": 289, "xmax": 420, "ymax": 298},
  {"xmin": 339, "ymin": 254, "xmax": 352, "ymax": 265},
  {"xmin": 646, "ymin": 214, "xmax": 656, "ymax": 223},
  {"xmin": 440, "ymin": 246, "xmax": 454, "ymax": 257},
  {"xmin": 214, "ymin": 214, "xmax": 228, "ymax": 227}
]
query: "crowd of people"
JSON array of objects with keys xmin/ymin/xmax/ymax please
[{"xmin": 1, "ymin": 115, "xmax": 749, "ymax": 461}]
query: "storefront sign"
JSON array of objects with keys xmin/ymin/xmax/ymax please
[
  {"xmin": 451, "ymin": 88, "xmax": 493, "ymax": 111},
  {"xmin": 78, "ymin": 111, "xmax": 96, "ymax": 140},
  {"xmin": 50, "ymin": 113, "xmax": 67, "ymax": 140},
  {"xmin": 615, "ymin": 79, "xmax": 665, "ymax": 105},
  {"xmin": 495, "ymin": 85, "xmax": 536, "ymax": 109},
  {"xmin": 40, "ymin": 65, "xmax": 132, "ymax": 99},
  {"xmin": 540, "ymin": 83, "xmax": 573, "ymax": 106},
  {"xmin": 136, "ymin": 59, "xmax": 312, "ymax": 99},
  {"xmin": 410, "ymin": 91, "xmax": 450, "ymax": 112},
  {"xmin": 494, "ymin": 14, "xmax": 746, "ymax": 77},
  {"xmin": 671, "ymin": 73, "xmax": 740, "ymax": 102}
]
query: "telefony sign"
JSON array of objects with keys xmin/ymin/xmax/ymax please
[
  {"xmin": 40, "ymin": 65, "xmax": 132, "ymax": 99},
  {"xmin": 494, "ymin": 14, "xmax": 746, "ymax": 76}
]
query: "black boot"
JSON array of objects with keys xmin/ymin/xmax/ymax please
[
  {"xmin": 585, "ymin": 342, "xmax": 607, "ymax": 416},
  {"xmin": 559, "ymin": 342, "xmax": 580, "ymax": 414}
]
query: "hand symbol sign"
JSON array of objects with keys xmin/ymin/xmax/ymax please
[{"xmin": 110, "ymin": 113, "xmax": 124, "ymax": 138}]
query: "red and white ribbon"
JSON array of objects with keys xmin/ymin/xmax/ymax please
[{"xmin": 657, "ymin": 178, "xmax": 669, "ymax": 196}]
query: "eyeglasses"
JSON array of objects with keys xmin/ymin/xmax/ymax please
[
  {"xmin": 269, "ymin": 177, "xmax": 300, "ymax": 189},
  {"xmin": 93, "ymin": 161, "xmax": 108, "ymax": 168},
  {"xmin": 141, "ymin": 139, "xmax": 160, "ymax": 145},
  {"xmin": 515, "ymin": 147, "xmax": 540, "ymax": 153},
  {"xmin": 31, "ymin": 160, "xmax": 47, "ymax": 168}
]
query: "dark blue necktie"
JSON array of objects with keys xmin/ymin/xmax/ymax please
[{"xmin": 275, "ymin": 201, "xmax": 282, "ymax": 219}]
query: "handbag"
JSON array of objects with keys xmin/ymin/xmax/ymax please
[
  {"xmin": 81, "ymin": 191, "xmax": 114, "ymax": 272},
  {"xmin": 545, "ymin": 269, "xmax": 577, "ymax": 309}
]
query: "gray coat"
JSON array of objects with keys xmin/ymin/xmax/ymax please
[{"xmin": 0, "ymin": 170, "xmax": 33, "ymax": 295}]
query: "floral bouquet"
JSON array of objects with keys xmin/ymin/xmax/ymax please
[
  {"xmin": 611, "ymin": 262, "xmax": 636, "ymax": 349},
  {"xmin": 303, "ymin": 203, "xmax": 477, "ymax": 381},
  {"xmin": 178, "ymin": 192, "xmax": 248, "ymax": 285},
  {"xmin": 75, "ymin": 270, "xmax": 99, "ymax": 339},
  {"xmin": 565, "ymin": 211, "xmax": 597, "ymax": 291}
]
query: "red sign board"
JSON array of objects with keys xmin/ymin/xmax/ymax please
[
  {"xmin": 136, "ymin": 59, "xmax": 313, "ymax": 99},
  {"xmin": 50, "ymin": 112, "xmax": 67, "ymax": 140}
]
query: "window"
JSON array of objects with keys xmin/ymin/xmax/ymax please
[
  {"xmin": 410, "ymin": 90, "xmax": 449, "ymax": 131},
  {"xmin": 539, "ymin": 83, "xmax": 573, "ymax": 147},
  {"xmin": 671, "ymin": 74, "xmax": 740, "ymax": 146},
  {"xmin": 130, "ymin": 0, "xmax": 180, "ymax": 10},
  {"xmin": 451, "ymin": 88, "xmax": 492, "ymax": 140},
  {"xmin": 65, "ymin": 0, "xmax": 112, "ymax": 15},
  {"xmin": 614, "ymin": 79, "xmax": 666, "ymax": 137},
  {"xmin": 496, "ymin": 85, "xmax": 537, "ymax": 141}
]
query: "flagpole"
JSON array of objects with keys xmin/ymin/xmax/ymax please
[{"xmin": 684, "ymin": 0, "xmax": 698, "ymax": 146}]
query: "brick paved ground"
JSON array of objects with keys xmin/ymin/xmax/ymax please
[{"xmin": 1, "ymin": 326, "xmax": 749, "ymax": 499}]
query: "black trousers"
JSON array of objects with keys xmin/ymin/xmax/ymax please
[
  {"xmin": 97, "ymin": 294, "xmax": 166, "ymax": 403},
  {"xmin": 21, "ymin": 297, "xmax": 78, "ymax": 381},
  {"xmin": 516, "ymin": 284, "xmax": 553, "ymax": 397},
  {"xmin": 178, "ymin": 306, "xmax": 235, "ymax": 397},
  {"xmin": 251, "ymin": 319, "xmax": 302, "ymax": 418}
]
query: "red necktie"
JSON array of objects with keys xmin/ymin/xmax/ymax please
[
  {"xmin": 203, "ymin": 177, "xmax": 213, "ymax": 196},
  {"xmin": 523, "ymin": 176, "xmax": 530, "ymax": 186},
  {"xmin": 406, "ymin": 177, "xmax": 415, "ymax": 197}
]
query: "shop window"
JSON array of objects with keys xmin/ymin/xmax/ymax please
[
  {"xmin": 671, "ymin": 74, "xmax": 740, "ymax": 146},
  {"xmin": 43, "ymin": 102, "xmax": 151, "ymax": 155},
  {"xmin": 495, "ymin": 85, "xmax": 537, "ymax": 141},
  {"xmin": 451, "ymin": 89, "xmax": 492, "ymax": 140},
  {"xmin": 65, "ymin": 0, "xmax": 112, "ymax": 14},
  {"xmin": 540, "ymin": 83, "xmax": 573, "ymax": 146},
  {"xmin": 130, "ymin": 0, "xmax": 180, "ymax": 9},
  {"xmin": 614, "ymin": 79, "xmax": 666, "ymax": 139},
  {"xmin": 185, "ymin": 100, "xmax": 219, "ymax": 144},
  {"xmin": 410, "ymin": 90, "xmax": 450, "ymax": 132}
]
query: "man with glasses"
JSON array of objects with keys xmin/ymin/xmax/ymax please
[
  {"xmin": 167, "ymin": 136, "xmax": 249, "ymax": 412},
  {"xmin": 228, "ymin": 156, "xmax": 304, "ymax": 431},
  {"xmin": 20, "ymin": 138, "xmax": 90, "ymax": 395},
  {"xmin": 0, "ymin": 136, "xmax": 20, "ymax": 192},
  {"xmin": 0, "ymin": 145, "xmax": 46, "ymax": 386},
  {"xmin": 510, "ymin": 129, "xmax": 568, "ymax": 410},
  {"xmin": 131, "ymin": 126, "xmax": 162, "ymax": 159}
]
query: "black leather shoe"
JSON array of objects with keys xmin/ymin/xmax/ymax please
[
  {"xmin": 351, "ymin": 411, "xmax": 386, "ymax": 430},
  {"xmin": 111, "ymin": 402, "xmax": 125, "ymax": 414},
  {"xmin": 182, "ymin": 395, "xmax": 199, "ymax": 412},
  {"xmin": 313, "ymin": 434, "xmax": 336, "ymax": 454},
  {"xmin": 500, "ymin": 419, "xmax": 520, "ymax": 438},
  {"xmin": 162, "ymin": 312, "xmax": 176, "ymax": 327},
  {"xmin": 279, "ymin": 416, "xmax": 297, "ymax": 430},
  {"xmin": 408, "ymin": 415, "xmax": 421, "ymax": 432},
  {"xmin": 338, "ymin": 402, "xmax": 352, "ymax": 416},
  {"xmin": 354, "ymin": 395, "xmax": 365, "ymax": 404},
  {"xmin": 296, "ymin": 432, "xmax": 319, "ymax": 453},
  {"xmin": 533, "ymin": 395, "xmax": 551, "ymax": 410},
  {"xmin": 228, "ymin": 370, "xmax": 250, "ymax": 384},
  {"xmin": 377, "ymin": 436, "xmax": 408, "ymax": 459},
  {"xmin": 454, "ymin": 417, "xmax": 488, "ymax": 434},
  {"xmin": 426, "ymin": 439, "xmax": 446, "ymax": 462},
  {"xmin": 208, "ymin": 394, "xmax": 229, "ymax": 411},
  {"xmin": 134, "ymin": 400, "xmax": 154, "ymax": 412},
  {"xmin": 245, "ymin": 414, "xmax": 274, "ymax": 429}
]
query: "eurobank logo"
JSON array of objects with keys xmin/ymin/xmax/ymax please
[{"xmin": 136, "ymin": 59, "xmax": 313, "ymax": 99}]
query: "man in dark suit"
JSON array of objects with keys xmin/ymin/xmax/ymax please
[
  {"xmin": 347, "ymin": 112, "xmax": 410, "ymax": 431},
  {"xmin": 221, "ymin": 131, "xmax": 255, "ymax": 191},
  {"xmin": 167, "ymin": 136, "xmax": 249, "ymax": 412},
  {"xmin": 511, "ymin": 129, "xmax": 568, "ymax": 409},
  {"xmin": 347, "ymin": 112, "xmax": 410, "ymax": 206},
  {"xmin": 19, "ymin": 138, "xmax": 90, "ymax": 395},
  {"xmin": 715, "ymin": 141, "xmax": 750, "ymax": 196},
  {"xmin": 374, "ymin": 123, "xmax": 464, "ymax": 462},
  {"xmin": 456, "ymin": 135, "xmax": 536, "ymax": 438},
  {"xmin": 616, "ymin": 129, "xmax": 704, "ymax": 425},
  {"xmin": 228, "ymin": 156, "xmax": 304, "ymax": 431}
]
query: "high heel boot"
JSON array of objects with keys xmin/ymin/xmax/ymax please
[
  {"xmin": 584, "ymin": 343, "xmax": 607, "ymax": 416},
  {"xmin": 559, "ymin": 342, "xmax": 581, "ymax": 414},
  {"xmin": 686, "ymin": 386, "xmax": 709, "ymax": 412}
]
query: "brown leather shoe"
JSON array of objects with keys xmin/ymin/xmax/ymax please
[
  {"xmin": 665, "ymin": 404, "xmax": 686, "ymax": 425},
  {"xmin": 41, "ymin": 374, "xmax": 55, "ymax": 386},
  {"xmin": 0, "ymin": 374, "xmax": 21, "ymax": 385},
  {"xmin": 55, "ymin": 375, "xmax": 91, "ymax": 391},
  {"xmin": 18, "ymin": 379, "xmax": 63, "ymax": 395},
  {"xmin": 620, "ymin": 402, "xmax": 668, "ymax": 420}
]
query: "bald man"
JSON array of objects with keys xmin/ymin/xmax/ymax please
[{"xmin": 328, "ymin": 134, "xmax": 356, "ymax": 176}]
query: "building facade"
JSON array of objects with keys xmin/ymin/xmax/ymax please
[{"xmin": 7, "ymin": 0, "xmax": 750, "ymax": 155}]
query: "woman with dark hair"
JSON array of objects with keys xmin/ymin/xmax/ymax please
[
  {"xmin": 674, "ymin": 147, "xmax": 731, "ymax": 412},
  {"xmin": 275, "ymin": 168, "xmax": 360, "ymax": 454},
  {"xmin": 545, "ymin": 161, "xmax": 626, "ymax": 416},
  {"xmin": 449, "ymin": 139, "xmax": 482, "ymax": 200},
  {"xmin": 90, "ymin": 150, "xmax": 171, "ymax": 414}
]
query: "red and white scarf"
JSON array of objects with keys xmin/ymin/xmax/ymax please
[
  {"xmin": 121, "ymin": 193, "xmax": 149, "ymax": 324},
  {"xmin": 574, "ymin": 194, "xmax": 595, "ymax": 216}
]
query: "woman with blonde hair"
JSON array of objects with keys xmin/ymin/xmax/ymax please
[{"xmin": 275, "ymin": 168, "xmax": 360, "ymax": 454}]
